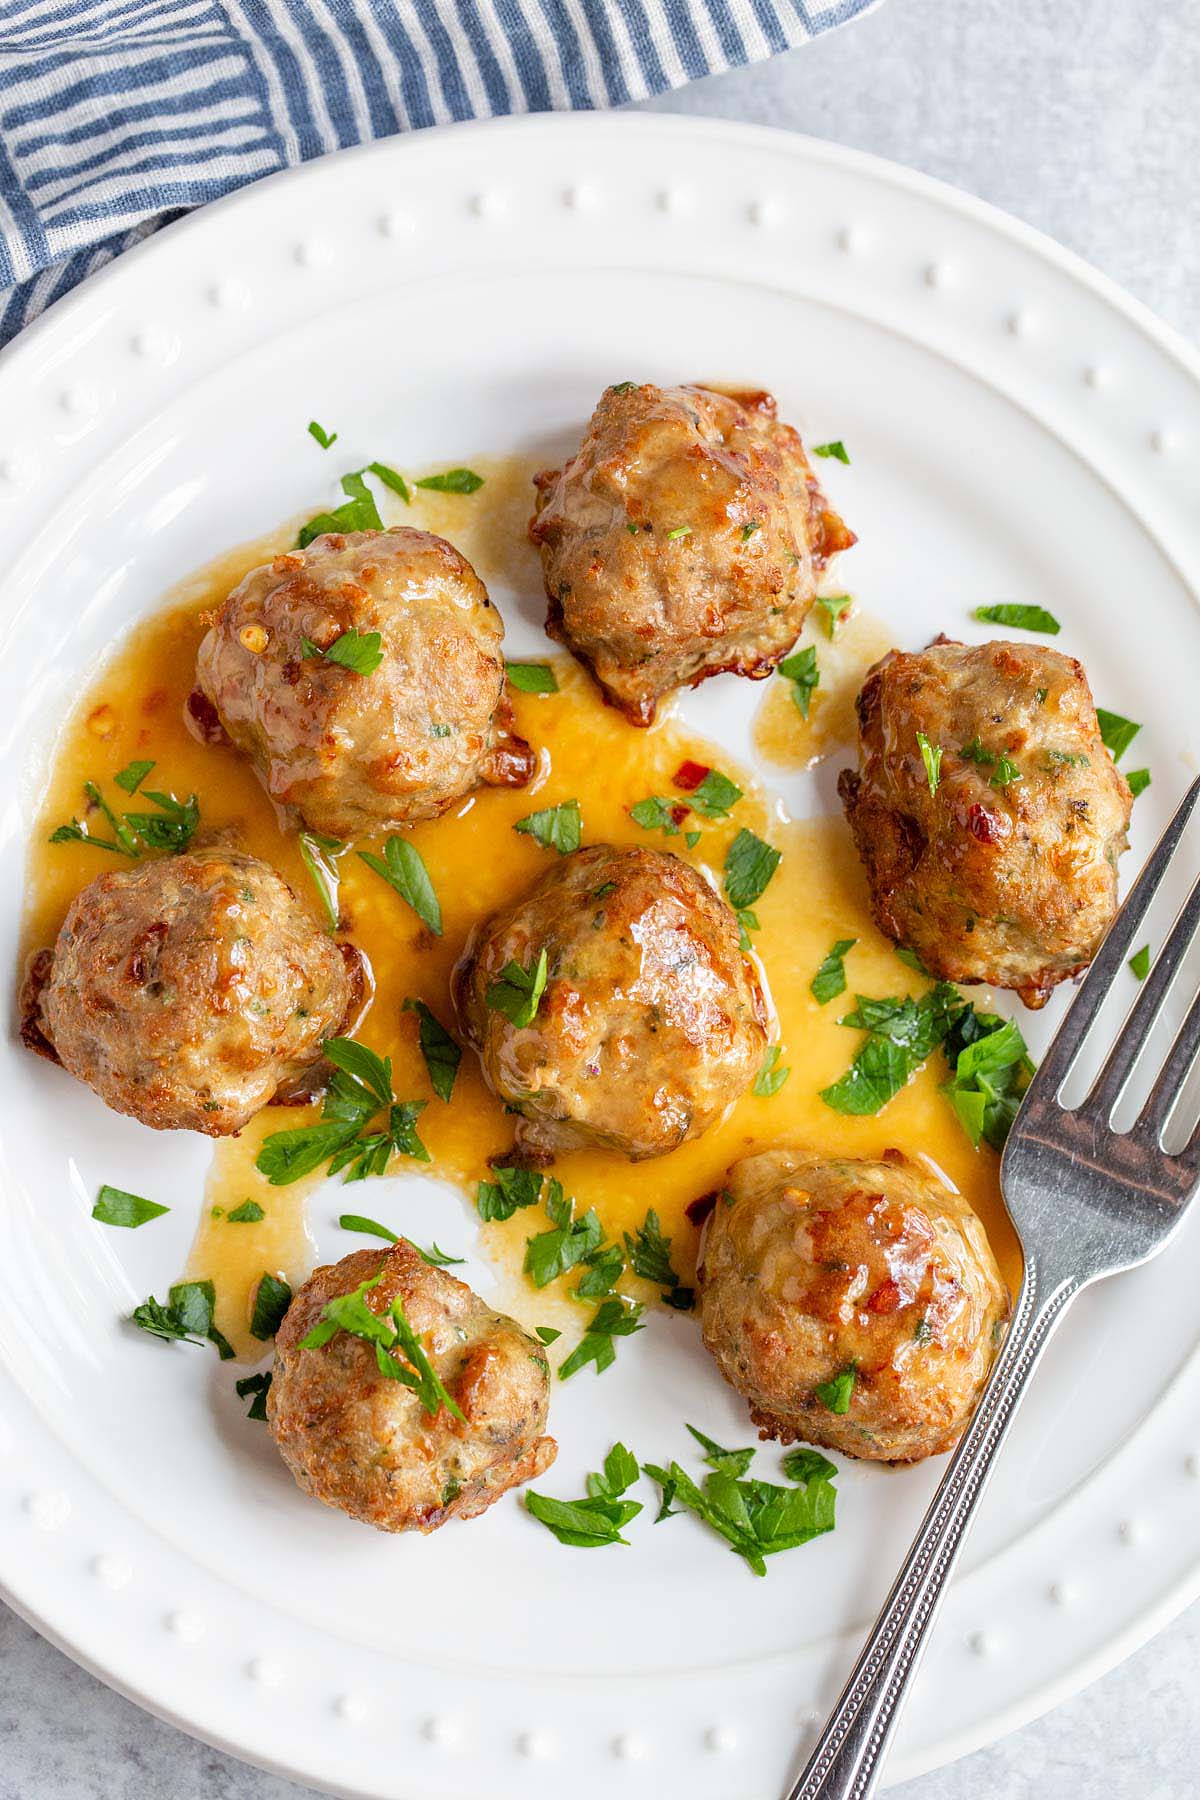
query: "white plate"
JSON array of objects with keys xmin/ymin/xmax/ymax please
[{"xmin": 1, "ymin": 115, "xmax": 1199, "ymax": 1800}]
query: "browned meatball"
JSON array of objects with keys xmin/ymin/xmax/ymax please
[
  {"xmin": 839, "ymin": 640, "xmax": 1132, "ymax": 1008},
  {"xmin": 453, "ymin": 843, "xmax": 768, "ymax": 1161},
  {"xmin": 529, "ymin": 382, "xmax": 855, "ymax": 725},
  {"xmin": 24, "ymin": 848, "xmax": 359, "ymax": 1135},
  {"xmin": 268, "ymin": 1243, "xmax": 556, "ymax": 1533},
  {"xmin": 698, "ymin": 1148, "xmax": 1008, "ymax": 1463},
  {"xmin": 195, "ymin": 528, "xmax": 533, "ymax": 838}
]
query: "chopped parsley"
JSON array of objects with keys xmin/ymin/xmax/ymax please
[
  {"xmin": 630, "ymin": 794, "xmax": 684, "ymax": 837},
  {"xmin": 113, "ymin": 758, "xmax": 154, "ymax": 794},
  {"xmin": 401, "ymin": 997, "xmax": 461, "ymax": 1101},
  {"xmin": 811, "ymin": 440, "xmax": 850, "ymax": 464},
  {"xmin": 535, "ymin": 1326, "xmax": 561, "ymax": 1345},
  {"xmin": 624, "ymin": 1209, "xmax": 694, "ymax": 1311},
  {"xmin": 476, "ymin": 1166, "xmax": 543, "ymax": 1222},
  {"xmin": 298, "ymin": 831, "xmax": 343, "ymax": 929},
  {"xmin": 525, "ymin": 1443, "xmax": 642, "ymax": 1546},
  {"xmin": 1129, "ymin": 944, "xmax": 1151, "ymax": 981},
  {"xmin": 339, "ymin": 1212, "xmax": 398, "ymax": 1242},
  {"xmin": 236, "ymin": 1371, "xmax": 272, "ymax": 1421},
  {"xmin": 307, "ymin": 420, "xmax": 338, "ymax": 449},
  {"xmin": 299, "ymin": 1271, "xmax": 464, "ymax": 1419},
  {"xmin": 524, "ymin": 1181, "xmax": 603, "ymax": 1288},
  {"xmin": 515, "ymin": 799, "xmax": 582, "ymax": 855},
  {"xmin": 989, "ymin": 755, "xmax": 1023, "ymax": 790},
  {"xmin": 973, "ymin": 603, "xmax": 1061, "ymax": 635},
  {"xmin": 366, "ymin": 461, "xmax": 410, "ymax": 502},
  {"xmin": 686, "ymin": 1424, "xmax": 756, "ymax": 1478},
  {"xmin": 821, "ymin": 982, "xmax": 963, "ymax": 1116},
  {"xmin": 92, "ymin": 1185, "xmax": 168, "ymax": 1229},
  {"xmin": 485, "ymin": 948, "xmax": 548, "ymax": 1028},
  {"xmin": 814, "ymin": 595, "xmax": 852, "ymax": 639},
  {"xmin": 1097, "ymin": 708, "xmax": 1141, "ymax": 764},
  {"xmin": 666, "ymin": 525, "xmax": 693, "ymax": 542},
  {"xmin": 724, "ymin": 827, "xmax": 781, "ymax": 912},
  {"xmin": 256, "ymin": 1037, "xmax": 429, "ymax": 1185},
  {"xmin": 778, "ymin": 644, "xmax": 819, "ymax": 718},
  {"xmin": 558, "ymin": 1296, "xmax": 645, "ymax": 1379},
  {"xmin": 782, "ymin": 1446, "xmax": 837, "ymax": 1483},
  {"xmin": 815, "ymin": 1365, "xmax": 856, "ymax": 1413},
  {"xmin": 302, "ymin": 627, "xmax": 383, "ymax": 676},
  {"xmin": 357, "ymin": 835, "xmax": 442, "ymax": 935},
  {"xmin": 753, "ymin": 1045, "xmax": 791, "ymax": 1098},
  {"xmin": 680, "ymin": 767, "xmax": 742, "ymax": 819},
  {"xmin": 811, "ymin": 937, "xmax": 856, "ymax": 1005},
  {"xmin": 741, "ymin": 520, "xmax": 761, "ymax": 541},
  {"xmin": 53, "ymin": 778, "xmax": 200, "ymax": 857},
  {"xmin": 415, "ymin": 467, "xmax": 483, "ymax": 494},
  {"xmin": 415, "ymin": 1242, "xmax": 465, "ymax": 1267},
  {"xmin": 226, "ymin": 1200, "xmax": 265, "ymax": 1223},
  {"xmin": 1127, "ymin": 768, "xmax": 1151, "ymax": 798},
  {"xmin": 916, "ymin": 731, "xmax": 942, "ymax": 796},
  {"xmin": 131, "ymin": 1280, "xmax": 233, "ymax": 1359},
  {"xmin": 249, "ymin": 1273, "xmax": 293, "ymax": 1340},
  {"xmin": 297, "ymin": 468, "xmax": 384, "ymax": 546},
  {"xmin": 642, "ymin": 1452, "xmax": 836, "ymax": 1577},
  {"xmin": 574, "ymin": 1241, "xmax": 625, "ymax": 1300},
  {"xmin": 940, "ymin": 1004, "xmax": 1034, "ymax": 1151},
  {"xmin": 505, "ymin": 661, "xmax": 558, "ymax": 694}
]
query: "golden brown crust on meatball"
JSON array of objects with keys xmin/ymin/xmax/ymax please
[
  {"xmin": 196, "ymin": 528, "xmax": 533, "ymax": 838},
  {"xmin": 29, "ymin": 848, "xmax": 356, "ymax": 1134},
  {"xmin": 529, "ymin": 382, "xmax": 855, "ymax": 725},
  {"xmin": 452, "ymin": 843, "xmax": 768, "ymax": 1161},
  {"xmin": 839, "ymin": 640, "xmax": 1132, "ymax": 1007},
  {"xmin": 698, "ymin": 1147, "xmax": 1008, "ymax": 1463},
  {"xmin": 269, "ymin": 1243, "xmax": 556, "ymax": 1533}
]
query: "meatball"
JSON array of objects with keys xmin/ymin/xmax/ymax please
[
  {"xmin": 195, "ymin": 528, "xmax": 534, "ymax": 838},
  {"xmin": 453, "ymin": 843, "xmax": 768, "ymax": 1161},
  {"xmin": 529, "ymin": 382, "xmax": 855, "ymax": 725},
  {"xmin": 23, "ymin": 848, "xmax": 360, "ymax": 1134},
  {"xmin": 698, "ymin": 1148, "xmax": 1008, "ymax": 1463},
  {"xmin": 839, "ymin": 639, "xmax": 1132, "ymax": 1007},
  {"xmin": 268, "ymin": 1243, "xmax": 556, "ymax": 1532}
]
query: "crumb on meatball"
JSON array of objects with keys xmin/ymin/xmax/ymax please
[
  {"xmin": 195, "ymin": 528, "xmax": 534, "ymax": 839},
  {"xmin": 452, "ymin": 842, "xmax": 768, "ymax": 1162},
  {"xmin": 268, "ymin": 1243, "xmax": 556, "ymax": 1533},
  {"xmin": 698, "ymin": 1147, "xmax": 1009, "ymax": 1463},
  {"xmin": 529, "ymin": 381, "xmax": 855, "ymax": 725},
  {"xmin": 839, "ymin": 639, "xmax": 1132, "ymax": 1008},
  {"xmin": 23, "ymin": 847, "xmax": 361, "ymax": 1134}
]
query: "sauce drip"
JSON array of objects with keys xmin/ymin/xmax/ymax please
[{"xmin": 22, "ymin": 456, "xmax": 1020, "ymax": 1359}]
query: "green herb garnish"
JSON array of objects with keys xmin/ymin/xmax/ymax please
[
  {"xmin": 357, "ymin": 836, "xmax": 442, "ymax": 935},
  {"xmin": 485, "ymin": 948, "xmax": 548, "ymax": 1028},
  {"xmin": 1126, "ymin": 768, "xmax": 1151, "ymax": 798},
  {"xmin": 682, "ymin": 768, "xmax": 742, "ymax": 818},
  {"xmin": 250, "ymin": 1273, "xmax": 293, "ymax": 1341},
  {"xmin": 366, "ymin": 461, "xmax": 410, "ymax": 502},
  {"xmin": 113, "ymin": 759, "xmax": 154, "ymax": 794},
  {"xmin": 815, "ymin": 1364, "xmax": 856, "ymax": 1414},
  {"xmin": 402, "ymin": 997, "xmax": 461, "ymax": 1102},
  {"xmin": 131, "ymin": 1280, "xmax": 233, "ymax": 1359},
  {"xmin": 307, "ymin": 420, "xmax": 338, "ymax": 449},
  {"xmin": 724, "ymin": 827, "xmax": 781, "ymax": 911},
  {"xmin": 623, "ymin": 1209, "xmax": 693, "ymax": 1311},
  {"xmin": 415, "ymin": 468, "xmax": 483, "ymax": 495},
  {"xmin": 1129, "ymin": 944, "xmax": 1151, "ymax": 981},
  {"xmin": 92, "ymin": 1184, "xmax": 168, "ymax": 1228},
  {"xmin": 685, "ymin": 1424, "xmax": 756, "ymax": 1478},
  {"xmin": 973, "ymin": 603, "xmax": 1060, "ymax": 634},
  {"xmin": 299, "ymin": 1271, "xmax": 464, "ymax": 1419},
  {"xmin": 515, "ymin": 799, "xmax": 582, "ymax": 855},
  {"xmin": 821, "ymin": 982, "xmax": 963, "ymax": 1116},
  {"xmin": 642, "ymin": 1455, "xmax": 836, "ymax": 1577},
  {"xmin": 814, "ymin": 595, "xmax": 851, "ymax": 638},
  {"xmin": 298, "ymin": 830, "xmax": 343, "ymax": 929},
  {"xmin": 558, "ymin": 1296, "xmax": 645, "ymax": 1379},
  {"xmin": 256, "ymin": 1037, "xmax": 429, "ymax": 1186},
  {"xmin": 778, "ymin": 645, "xmax": 819, "ymax": 718},
  {"xmin": 302, "ymin": 627, "xmax": 383, "ymax": 676},
  {"xmin": 812, "ymin": 441, "xmax": 850, "ymax": 464},
  {"xmin": 236, "ymin": 1372, "xmax": 272, "ymax": 1420},
  {"xmin": 1097, "ymin": 708, "xmax": 1141, "ymax": 764},
  {"xmin": 226, "ymin": 1200, "xmax": 265, "ymax": 1223},
  {"xmin": 629, "ymin": 795, "xmax": 681, "ymax": 837},
  {"xmin": 505, "ymin": 661, "xmax": 558, "ymax": 694},
  {"xmin": 916, "ymin": 731, "xmax": 942, "ymax": 796},
  {"xmin": 989, "ymin": 756, "xmax": 1023, "ymax": 790},
  {"xmin": 476, "ymin": 1166, "xmax": 543, "ymax": 1222},
  {"xmin": 753, "ymin": 1045, "xmax": 791, "ymax": 1098},
  {"xmin": 782, "ymin": 1446, "xmax": 837, "ymax": 1483},
  {"xmin": 811, "ymin": 937, "xmax": 856, "ymax": 1005},
  {"xmin": 524, "ymin": 1181, "xmax": 603, "ymax": 1288},
  {"xmin": 525, "ymin": 1443, "xmax": 642, "ymax": 1546},
  {"xmin": 940, "ymin": 1004, "xmax": 1034, "ymax": 1151}
]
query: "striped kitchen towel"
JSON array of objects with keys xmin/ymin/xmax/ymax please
[{"xmin": 0, "ymin": 0, "xmax": 878, "ymax": 346}]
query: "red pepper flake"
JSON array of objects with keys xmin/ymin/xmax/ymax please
[
  {"xmin": 670, "ymin": 802, "xmax": 691, "ymax": 827},
  {"xmin": 866, "ymin": 1278, "xmax": 902, "ymax": 1315},
  {"xmin": 673, "ymin": 759, "xmax": 711, "ymax": 792},
  {"xmin": 967, "ymin": 803, "xmax": 1009, "ymax": 844},
  {"xmin": 686, "ymin": 1190, "xmax": 718, "ymax": 1227}
]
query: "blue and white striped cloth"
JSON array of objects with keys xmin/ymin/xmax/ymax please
[{"xmin": 0, "ymin": 0, "xmax": 876, "ymax": 346}]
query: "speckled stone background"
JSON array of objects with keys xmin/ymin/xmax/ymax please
[{"xmin": 2, "ymin": 0, "xmax": 1197, "ymax": 1794}]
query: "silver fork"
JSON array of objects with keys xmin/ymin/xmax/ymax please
[{"xmin": 784, "ymin": 774, "xmax": 1200, "ymax": 1800}]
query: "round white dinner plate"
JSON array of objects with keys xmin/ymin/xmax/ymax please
[{"xmin": 1, "ymin": 114, "xmax": 1199, "ymax": 1800}]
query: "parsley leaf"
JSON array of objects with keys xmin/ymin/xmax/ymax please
[
  {"xmin": 686, "ymin": 1423, "xmax": 756, "ymax": 1478},
  {"xmin": 476, "ymin": 1166, "xmax": 543, "ymax": 1222},
  {"xmin": 574, "ymin": 1241, "xmax": 625, "ymax": 1299},
  {"xmin": 339, "ymin": 1212, "xmax": 399, "ymax": 1242},
  {"xmin": 308, "ymin": 420, "xmax": 338, "ymax": 449},
  {"xmin": 814, "ymin": 595, "xmax": 852, "ymax": 639},
  {"xmin": 297, "ymin": 468, "xmax": 384, "ymax": 547},
  {"xmin": 822, "ymin": 982, "xmax": 964, "ymax": 1116},
  {"xmin": 666, "ymin": 524, "xmax": 693, "ymax": 541},
  {"xmin": 630, "ymin": 795, "xmax": 682, "ymax": 836},
  {"xmin": 1097, "ymin": 708, "xmax": 1142, "ymax": 764},
  {"xmin": 485, "ymin": 948, "xmax": 548, "ymax": 1028},
  {"xmin": 415, "ymin": 1242, "xmax": 465, "ymax": 1267},
  {"xmin": 558, "ymin": 1295, "xmax": 645, "ymax": 1379},
  {"xmin": 782, "ymin": 1446, "xmax": 837, "ymax": 1483},
  {"xmin": 724, "ymin": 827, "xmax": 781, "ymax": 911},
  {"xmin": 236, "ymin": 1371, "xmax": 272, "ymax": 1421},
  {"xmin": 1127, "ymin": 768, "xmax": 1151, "ymax": 798},
  {"xmin": 753, "ymin": 1045, "xmax": 791, "ymax": 1098},
  {"xmin": 812, "ymin": 440, "xmax": 850, "ymax": 464},
  {"xmin": 515, "ymin": 800, "xmax": 582, "ymax": 855},
  {"xmin": 298, "ymin": 831, "xmax": 343, "ymax": 929},
  {"xmin": 402, "ymin": 997, "xmax": 461, "ymax": 1101},
  {"xmin": 524, "ymin": 1183, "xmax": 604, "ymax": 1288},
  {"xmin": 113, "ymin": 758, "xmax": 154, "ymax": 794},
  {"xmin": 916, "ymin": 731, "xmax": 942, "ymax": 795},
  {"xmin": 250, "ymin": 1273, "xmax": 293, "ymax": 1341},
  {"xmin": 973, "ymin": 602, "xmax": 1060, "ymax": 634},
  {"xmin": 505, "ymin": 661, "xmax": 558, "ymax": 694},
  {"xmin": 299, "ymin": 1273, "xmax": 464, "ymax": 1419},
  {"xmin": 132, "ymin": 1280, "xmax": 233, "ymax": 1359},
  {"xmin": 683, "ymin": 768, "xmax": 742, "ymax": 818},
  {"xmin": 416, "ymin": 467, "xmax": 483, "ymax": 494},
  {"xmin": 815, "ymin": 1365, "xmax": 856, "ymax": 1413},
  {"xmin": 1129, "ymin": 944, "xmax": 1151, "ymax": 981},
  {"xmin": 357, "ymin": 836, "xmax": 442, "ymax": 935},
  {"xmin": 778, "ymin": 644, "xmax": 819, "ymax": 718},
  {"xmin": 535, "ymin": 1325, "xmax": 561, "ymax": 1345},
  {"xmin": 989, "ymin": 756, "xmax": 1023, "ymax": 790},
  {"xmin": 92, "ymin": 1185, "xmax": 168, "ymax": 1228},
  {"xmin": 256, "ymin": 1036, "xmax": 428, "ymax": 1185},
  {"xmin": 624, "ymin": 1209, "xmax": 693, "ymax": 1310},
  {"xmin": 226, "ymin": 1199, "xmax": 264, "ymax": 1223},
  {"xmin": 811, "ymin": 937, "xmax": 856, "ymax": 1005},
  {"xmin": 304, "ymin": 627, "xmax": 383, "ymax": 676},
  {"xmin": 526, "ymin": 1443, "xmax": 642, "ymax": 1546},
  {"xmin": 642, "ymin": 1457, "xmax": 836, "ymax": 1577},
  {"xmin": 940, "ymin": 1004, "xmax": 1034, "ymax": 1151},
  {"xmin": 366, "ymin": 461, "xmax": 410, "ymax": 502},
  {"xmin": 119, "ymin": 788, "xmax": 200, "ymax": 853}
]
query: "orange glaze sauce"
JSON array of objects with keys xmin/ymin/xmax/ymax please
[{"xmin": 22, "ymin": 455, "xmax": 1019, "ymax": 1359}]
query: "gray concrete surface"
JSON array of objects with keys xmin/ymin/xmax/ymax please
[{"xmin": 3, "ymin": 0, "xmax": 1197, "ymax": 1793}]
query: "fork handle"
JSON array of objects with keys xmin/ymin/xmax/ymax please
[{"xmin": 782, "ymin": 1259, "xmax": 1079, "ymax": 1800}]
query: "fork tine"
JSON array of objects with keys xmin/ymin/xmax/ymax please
[
  {"xmin": 1135, "ymin": 984, "xmax": 1200, "ymax": 1149},
  {"xmin": 1087, "ymin": 869, "xmax": 1200, "ymax": 1122},
  {"xmin": 1031, "ymin": 776, "xmax": 1200, "ymax": 1103}
]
